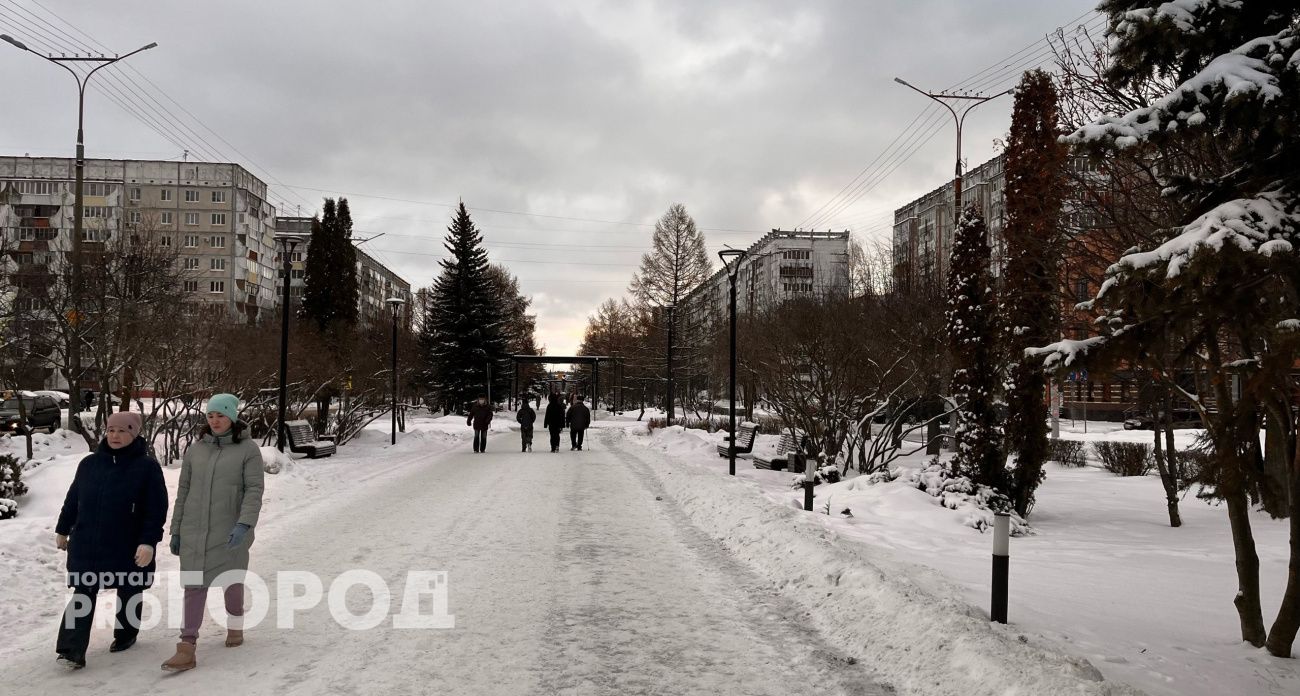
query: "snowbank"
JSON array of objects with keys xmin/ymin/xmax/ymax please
[
  {"xmin": 621, "ymin": 425, "xmax": 1134, "ymax": 696},
  {"xmin": 623, "ymin": 421, "xmax": 1296, "ymax": 696}
]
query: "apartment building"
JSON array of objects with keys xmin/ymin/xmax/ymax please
[{"xmin": 0, "ymin": 156, "xmax": 281, "ymax": 320}]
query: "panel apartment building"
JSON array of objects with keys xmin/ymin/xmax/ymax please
[
  {"xmin": 0, "ymin": 156, "xmax": 281, "ymax": 320},
  {"xmin": 890, "ymin": 153, "xmax": 1129, "ymax": 419},
  {"xmin": 677, "ymin": 229, "xmax": 850, "ymax": 395}
]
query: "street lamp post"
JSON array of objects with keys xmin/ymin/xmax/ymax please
[
  {"xmin": 2, "ymin": 34, "xmax": 157, "ymax": 431},
  {"xmin": 387, "ymin": 297, "xmax": 406, "ymax": 445},
  {"xmin": 664, "ymin": 304, "xmax": 676, "ymax": 424},
  {"xmin": 718, "ymin": 248, "xmax": 747, "ymax": 476},
  {"xmin": 893, "ymin": 77, "xmax": 1011, "ymax": 279},
  {"xmin": 274, "ymin": 233, "xmax": 305, "ymax": 452}
]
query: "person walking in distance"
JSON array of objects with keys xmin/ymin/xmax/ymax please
[
  {"xmin": 467, "ymin": 394, "xmax": 493, "ymax": 453},
  {"xmin": 516, "ymin": 398, "xmax": 536, "ymax": 452},
  {"xmin": 162, "ymin": 393, "xmax": 264, "ymax": 672},
  {"xmin": 567, "ymin": 395, "xmax": 592, "ymax": 451},
  {"xmin": 54, "ymin": 411, "xmax": 167, "ymax": 669},
  {"xmin": 543, "ymin": 393, "xmax": 566, "ymax": 453}
]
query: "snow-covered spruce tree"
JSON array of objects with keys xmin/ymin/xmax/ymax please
[
  {"xmin": 999, "ymin": 69, "xmax": 1067, "ymax": 517},
  {"xmin": 945, "ymin": 204, "xmax": 1006, "ymax": 496},
  {"xmin": 1033, "ymin": 2, "xmax": 1300, "ymax": 656},
  {"xmin": 422, "ymin": 203, "xmax": 507, "ymax": 412}
]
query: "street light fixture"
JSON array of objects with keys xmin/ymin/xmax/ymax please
[
  {"xmin": 2, "ymin": 34, "xmax": 157, "ymax": 432},
  {"xmin": 718, "ymin": 248, "xmax": 747, "ymax": 476},
  {"xmin": 894, "ymin": 76, "xmax": 1012, "ymax": 279},
  {"xmin": 386, "ymin": 297, "xmax": 406, "ymax": 445},
  {"xmin": 662, "ymin": 304, "xmax": 676, "ymax": 424},
  {"xmin": 273, "ymin": 232, "xmax": 306, "ymax": 452}
]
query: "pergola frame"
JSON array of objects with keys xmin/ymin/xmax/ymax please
[{"xmin": 510, "ymin": 355, "xmax": 613, "ymax": 410}]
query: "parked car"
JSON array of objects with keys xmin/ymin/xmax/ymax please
[
  {"xmin": 33, "ymin": 390, "xmax": 70, "ymax": 408},
  {"xmin": 0, "ymin": 394, "xmax": 61, "ymax": 434}
]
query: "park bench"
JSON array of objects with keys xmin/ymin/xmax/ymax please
[
  {"xmin": 754, "ymin": 431, "xmax": 801, "ymax": 471},
  {"xmin": 285, "ymin": 419, "xmax": 337, "ymax": 459},
  {"xmin": 717, "ymin": 422, "xmax": 759, "ymax": 458}
]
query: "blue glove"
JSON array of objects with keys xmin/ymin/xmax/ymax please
[
  {"xmin": 169, "ymin": 535, "xmax": 180, "ymax": 556},
  {"xmin": 226, "ymin": 523, "xmax": 251, "ymax": 549}
]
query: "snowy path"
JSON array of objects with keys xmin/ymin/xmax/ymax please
[{"xmin": 2, "ymin": 429, "xmax": 888, "ymax": 695}]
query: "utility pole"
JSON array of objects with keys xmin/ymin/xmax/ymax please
[
  {"xmin": 893, "ymin": 78, "xmax": 1011, "ymax": 279},
  {"xmin": 1, "ymin": 34, "xmax": 157, "ymax": 432}
]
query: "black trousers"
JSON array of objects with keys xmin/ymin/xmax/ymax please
[
  {"xmin": 473, "ymin": 429, "xmax": 488, "ymax": 452},
  {"xmin": 570, "ymin": 428, "xmax": 586, "ymax": 449},
  {"xmin": 549, "ymin": 428, "xmax": 563, "ymax": 451},
  {"xmin": 56, "ymin": 582, "xmax": 145, "ymax": 658},
  {"xmin": 520, "ymin": 426, "xmax": 533, "ymax": 449}
]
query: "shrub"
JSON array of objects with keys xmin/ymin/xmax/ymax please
[
  {"xmin": 0, "ymin": 453, "xmax": 26, "ymax": 520},
  {"xmin": 1048, "ymin": 438, "xmax": 1088, "ymax": 467},
  {"xmin": 1093, "ymin": 441, "xmax": 1153, "ymax": 476}
]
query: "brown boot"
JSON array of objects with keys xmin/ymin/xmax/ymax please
[
  {"xmin": 161, "ymin": 642, "xmax": 196, "ymax": 671},
  {"xmin": 225, "ymin": 629, "xmax": 243, "ymax": 647}
]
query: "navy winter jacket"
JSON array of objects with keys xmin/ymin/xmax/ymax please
[
  {"xmin": 55, "ymin": 436, "xmax": 168, "ymax": 587},
  {"xmin": 516, "ymin": 405, "xmax": 536, "ymax": 427}
]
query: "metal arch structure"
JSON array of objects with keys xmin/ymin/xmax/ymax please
[{"xmin": 509, "ymin": 355, "xmax": 614, "ymax": 411}]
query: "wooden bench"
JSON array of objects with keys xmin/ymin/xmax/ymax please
[
  {"xmin": 754, "ymin": 432, "xmax": 800, "ymax": 471},
  {"xmin": 717, "ymin": 422, "xmax": 759, "ymax": 458},
  {"xmin": 285, "ymin": 420, "xmax": 337, "ymax": 458}
]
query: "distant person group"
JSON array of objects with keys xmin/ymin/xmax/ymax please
[
  {"xmin": 53, "ymin": 393, "xmax": 264, "ymax": 673},
  {"xmin": 465, "ymin": 392, "xmax": 591, "ymax": 453}
]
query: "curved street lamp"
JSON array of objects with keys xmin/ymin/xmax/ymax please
[
  {"xmin": 719, "ymin": 248, "xmax": 747, "ymax": 476},
  {"xmin": 386, "ymin": 297, "xmax": 407, "ymax": 445},
  {"xmin": 273, "ymin": 232, "xmax": 306, "ymax": 451},
  {"xmin": 2, "ymin": 34, "xmax": 157, "ymax": 431}
]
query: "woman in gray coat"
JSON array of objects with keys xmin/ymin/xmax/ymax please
[{"xmin": 161, "ymin": 393, "xmax": 264, "ymax": 672}]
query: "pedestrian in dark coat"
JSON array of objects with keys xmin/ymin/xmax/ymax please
[
  {"xmin": 516, "ymin": 401, "xmax": 536, "ymax": 452},
  {"xmin": 543, "ymin": 394, "xmax": 566, "ymax": 453},
  {"xmin": 467, "ymin": 395, "xmax": 493, "ymax": 453},
  {"xmin": 54, "ymin": 411, "xmax": 167, "ymax": 668},
  {"xmin": 566, "ymin": 396, "xmax": 592, "ymax": 451}
]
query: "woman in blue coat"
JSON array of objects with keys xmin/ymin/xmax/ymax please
[{"xmin": 54, "ymin": 411, "xmax": 168, "ymax": 668}]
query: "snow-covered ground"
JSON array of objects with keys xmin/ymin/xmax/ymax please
[
  {"xmin": 2, "ymin": 412, "xmax": 1294, "ymax": 695},
  {"xmin": 628, "ymin": 418, "xmax": 1297, "ymax": 696}
]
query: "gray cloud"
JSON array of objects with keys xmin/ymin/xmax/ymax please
[{"xmin": 0, "ymin": 0, "xmax": 1096, "ymax": 353}]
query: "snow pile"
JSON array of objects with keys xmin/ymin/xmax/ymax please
[
  {"xmin": 621, "ymin": 427, "xmax": 1137, "ymax": 696},
  {"xmin": 260, "ymin": 446, "xmax": 294, "ymax": 475}
]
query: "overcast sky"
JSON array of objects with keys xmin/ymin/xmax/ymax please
[{"xmin": 0, "ymin": 0, "xmax": 1098, "ymax": 354}]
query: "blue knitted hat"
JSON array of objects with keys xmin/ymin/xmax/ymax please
[{"xmin": 206, "ymin": 393, "xmax": 240, "ymax": 422}]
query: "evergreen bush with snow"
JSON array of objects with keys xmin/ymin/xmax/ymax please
[
  {"xmin": 904, "ymin": 460, "xmax": 1029, "ymax": 536},
  {"xmin": 0, "ymin": 453, "xmax": 27, "ymax": 519}
]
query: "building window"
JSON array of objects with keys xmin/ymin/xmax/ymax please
[
  {"xmin": 210, "ymin": 235, "xmax": 226, "ymax": 248},
  {"xmin": 185, "ymin": 212, "xmax": 199, "ymax": 226},
  {"xmin": 211, "ymin": 213, "xmax": 226, "ymax": 225},
  {"xmin": 291, "ymin": 269, "xmax": 305, "ymax": 279},
  {"xmin": 292, "ymin": 251, "xmax": 303, "ymax": 262},
  {"xmin": 160, "ymin": 189, "xmax": 173, "ymax": 202},
  {"xmin": 1075, "ymin": 279, "xmax": 1089, "ymax": 302},
  {"xmin": 128, "ymin": 211, "xmax": 142, "ymax": 224},
  {"xmin": 209, "ymin": 281, "xmax": 225, "ymax": 293},
  {"xmin": 210, "ymin": 258, "xmax": 226, "ymax": 271},
  {"xmin": 160, "ymin": 235, "xmax": 171, "ymax": 247},
  {"xmin": 83, "ymin": 206, "xmax": 111, "ymax": 218},
  {"xmin": 15, "ymin": 180, "xmax": 56, "ymax": 195},
  {"xmin": 184, "ymin": 189, "xmax": 199, "ymax": 202},
  {"xmin": 129, "ymin": 187, "xmax": 141, "ymax": 202},
  {"xmin": 212, "ymin": 190, "xmax": 227, "ymax": 203},
  {"xmin": 14, "ymin": 252, "xmax": 33, "ymax": 265},
  {"xmin": 161, "ymin": 211, "xmax": 173, "ymax": 225},
  {"xmin": 183, "ymin": 257, "xmax": 200, "ymax": 270},
  {"xmin": 184, "ymin": 235, "xmax": 199, "ymax": 248},
  {"xmin": 84, "ymin": 182, "xmax": 115, "ymax": 196},
  {"xmin": 183, "ymin": 280, "xmax": 198, "ymax": 293},
  {"xmin": 782, "ymin": 250, "xmax": 811, "ymax": 260}
]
